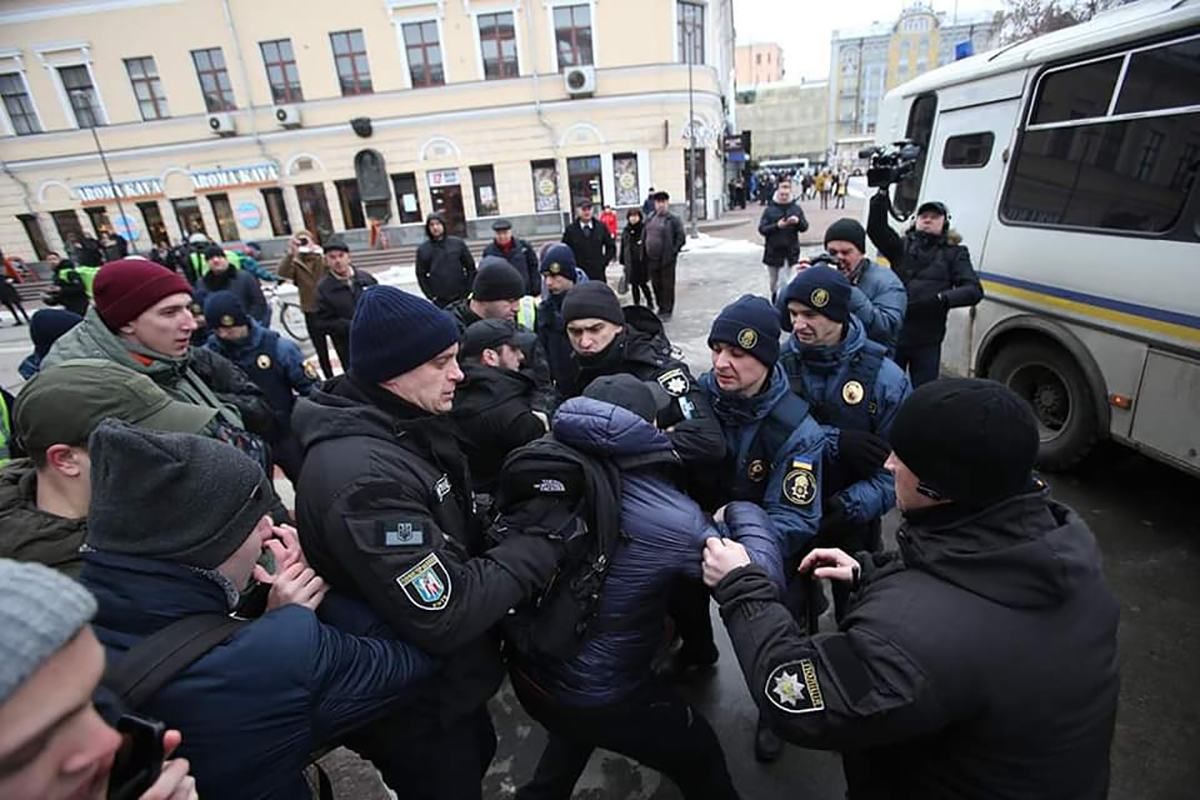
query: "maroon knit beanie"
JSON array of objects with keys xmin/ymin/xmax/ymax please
[{"xmin": 93, "ymin": 259, "xmax": 193, "ymax": 330}]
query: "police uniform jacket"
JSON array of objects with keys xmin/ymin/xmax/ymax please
[
  {"xmin": 204, "ymin": 321, "xmax": 317, "ymax": 437},
  {"xmin": 566, "ymin": 306, "xmax": 725, "ymax": 467},
  {"xmin": 714, "ymin": 488, "xmax": 1120, "ymax": 800},
  {"xmin": 537, "ymin": 291, "xmax": 575, "ymax": 390},
  {"xmin": 451, "ymin": 363, "xmax": 547, "ymax": 493},
  {"xmin": 779, "ymin": 316, "xmax": 910, "ymax": 524},
  {"xmin": 699, "ymin": 363, "xmax": 827, "ymax": 554},
  {"xmin": 293, "ymin": 375, "xmax": 562, "ymax": 724},
  {"xmin": 844, "ymin": 258, "xmax": 907, "ymax": 355}
]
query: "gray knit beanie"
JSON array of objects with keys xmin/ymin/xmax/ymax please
[
  {"xmin": 0, "ymin": 559, "xmax": 97, "ymax": 703},
  {"xmin": 86, "ymin": 419, "xmax": 275, "ymax": 569}
]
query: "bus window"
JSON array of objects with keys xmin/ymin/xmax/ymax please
[
  {"xmin": 1029, "ymin": 57, "xmax": 1122, "ymax": 124},
  {"xmin": 942, "ymin": 132, "xmax": 995, "ymax": 169},
  {"xmin": 1114, "ymin": 35, "xmax": 1200, "ymax": 114},
  {"xmin": 895, "ymin": 92, "xmax": 937, "ymax": 217}
]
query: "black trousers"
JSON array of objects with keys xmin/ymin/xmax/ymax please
[
  {"xmin": 2, "ymin": 298, "xmax": 28, "ymax": 324},
  {"xmin": 648, "ymin": 258, "xmax": 677, "ymax": 314},
  {"xmin": 631, "ymin": 281, "xmax": 655, "ymax": 309},
  {"xmin": 271, "ymin": 432, "xmax": 304, "ymax": 486},
  {"xmin": 305, "ymin": 312, "xmax": 336, "ymax": 379},
  {"xmin": 666, "ymin": 575, "xmax": 717, "ymax": 661},
  {"xmin": 511, "ymin": 668, "xmax": 739, "ymax": 800},
  {"xmin": 894, "ymin": 342, "xmax": 941, "ymax": 387}
]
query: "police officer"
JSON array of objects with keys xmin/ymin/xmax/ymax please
[
  {"xmin": 536, "ymin": 244, "xmax": 585, "ymax": 391},
  {"xmin": 777, "ymin": 268, "xmax": 910, "ymax": 606},
  {"xmin": 203, "ymin": 291, "xmax": 317, "ymax": 483},
  {"xmin": 292, "ymin": 286, "xmax": 568, "ymax": 800},
  {"xmin": 703, "ymin": 379, "xmax": 1120, "ymax": 800},
  {"xmin": 867, "ymin": 196, "xmax": 984, "ymax": 386},
  {"xmin": 481, "ymin": 218, "xmax": 540, "ymax": 296},
  {"xmin": 697, "ymin": 294, "xmax": 827, "ymax": 762}
]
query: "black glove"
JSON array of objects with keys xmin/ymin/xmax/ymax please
[
  {"xmin": 837, "ymin": 429, "xmax": 891, "ymax": 479},
  {"xmin": 907, "ymin": 295, "xmax": 946, "ymax": 317},
  {"xmin": 818, "ymin": 496, "xmax": 849, "ymax": 536}
]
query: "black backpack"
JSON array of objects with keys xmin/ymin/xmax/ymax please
[{"xmin": 491, "ymin": 436, "xmax": 623, "ymax": 660}]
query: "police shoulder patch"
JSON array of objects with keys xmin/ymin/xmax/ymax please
[
  {"xmin": 782, "ymin": 463, "xmax": 816, "ymax": 506},
  {"xmin": 765, "ymin": 659, "xmax": 825, "ymax": 714},
  {"xmin": 657, "ymin": 367, "xmax": 690, "ymax": 397},
  {"xmin": 395, "ymin": 552, "xmax": 452, "ymax": 611},
  {"xmin": 382, "ymin": 519, "xmax": 425, "ymax": 547}
]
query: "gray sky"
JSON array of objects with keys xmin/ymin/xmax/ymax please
[{"xmin": 734, "ymin": 0, "xmax": 1007, "ymax": 83}]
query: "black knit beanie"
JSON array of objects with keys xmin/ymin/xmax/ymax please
[
  {"xmin": 473, "ymin": 257, "xmax": 527, "ymax": 301},
  {"xmin": 562, "ymin": 282, "xmax": 624, "ymax": 326},
  {"xmin": 824, "ymin": 218, "xmax": 866, "ymax": 253},
  {"xmin": 890, "ymin": 378, "xmax": 1039, "ymax": 509}
]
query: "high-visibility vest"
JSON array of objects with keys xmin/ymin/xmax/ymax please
[
  {"xmin": 192, "ymin": 249, "xmax": 243, "ymax": 278},
  {"xmin": 76, "ymin": 266, "xmax": 101, "ymax": 298},
  {"xmin": 0, "ymin": 392, "xmax": 11, "ymax": 468},
  {"xmin": 517, "ymin": 295, "xmax": 538, "ymax": 332}
]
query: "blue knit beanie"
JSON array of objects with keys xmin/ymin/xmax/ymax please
[
  {"xmin": 539, "ymin": 243, "xmax": 578, "ymax": 278},
  {"xmin": 350, "ymin": 286, "xmax": 461, "ymax": 382},
  {"xmin": 203, "ymin": 290, "xmax": 249, "ymax": 329},
  {"xmin": 778, "ymin": 266, "xmax": 852, "ymax": 329},
  {"xmin": 708, "ymin": 294, "xmax": 781, "ymax": 367}
]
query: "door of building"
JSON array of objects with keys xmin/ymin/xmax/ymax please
[
  {"xmin": 566, "ymin": 155, "xmax": 603, "ymax": 211},
  {"xmin": 684, "ymin": 149, "xmax": 708, "ymax": 221},
  {"xmin": 172, "ymin": 198, "xmax": 206, "ymax": 238},
  {"xmin": 138, "ymin": 202, "xmax": 170, "ymax": 246},
  {"xmin": 427, "ymin": 169, "xmax": 466, "ymax": 236},
  {"xmin": 261, "ymin": 188, "xmax": 292, "ymax": 237},
  {"xmin": 295, "ymin": 183, "xmax": 334, "ymax": 242}
]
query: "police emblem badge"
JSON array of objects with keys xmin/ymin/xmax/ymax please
[
  {"xmin": 737, "ymin": 327, "xmax": 759, "ymax": 350},
  {"xmin": 747, "ymin": 459, "xmax": 767, "ymax": 482},
  {"xmin": 220, "ymin": 314, "xmax": 235, "ymax": 327},
  {"xmin": 782, "ymin": 462, "xmax": 816, "ymax": 506},
  {"xmin": 395, "ymin": 553, "xmax": 452, "ymax": 611},
  {"xmin": 765, "ymin": 659, "xmax": 825, "ymax": 714},
  {"xmin": 842, "ymin": 380, "xmax": 865, "ymax": 405},
  {"xmin": 256, "ymin": 354, "xmax": 272, "ymax": 370},
  {"xmin": 657, "ymin": 368, "xmax": 690, "ymax": 397},
  {"xmin": 810, "ymin": 288, "xmax": 830, "ymax": 308}
]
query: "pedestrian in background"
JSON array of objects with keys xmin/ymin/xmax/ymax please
[
  {"xmin": 562, "ymin": 200, "xmax": 616, "ymax": 283},
  {"xmin": 278, "ymin": 231, "xmax": 334, "ymax": 379},
  {"xmin": 315, "ymin": 239, "xmax": 377, "ymax": 372},
  {"xmin": 599, "ymin": 204, "xmax": 619, "ymax": 238},
  {"xmin": 620, "ymin": 208, "xmax": 653, "ymax": 311},
  {"xmin": 757, "ymin": 178, "xmax": 809, "ymax": 302},
  {"xmin": 643, "ymin": 191, "xmax": 686, "ymax": 318},
  {"xmin": 416, "ymin": 212, "xmax": 477, "ymax": 308}
]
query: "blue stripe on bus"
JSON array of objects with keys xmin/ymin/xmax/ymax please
[{"xmin": 978, "ymin": 272, "xmax": 1200, "ymax": 330}]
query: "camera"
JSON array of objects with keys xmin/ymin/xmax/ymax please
[
  {"xmin": 808, "ymin": 252, "xmax": 842, "ymax": 270},
  {"xmin": 859, "ymin": 140, "xmax": 922, "ymax": 189}
]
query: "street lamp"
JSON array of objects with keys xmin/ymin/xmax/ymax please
[{"xmin": 71, "ymin": 89, "xmax": 133, "ymax": 250}]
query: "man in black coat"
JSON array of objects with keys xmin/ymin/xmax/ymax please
[
  {"xmin": 642, "ymin": 191, "xmax": 687, "ymax": 318},
  {"xmin": 416, "ymin": 213, "xmax": 476, "ymax": 308},
  {"xmin": 481, "ymin": 219, "xmax": 539, "ymax": 295},
  {"xmin": 867, "ymin": 195, "xmax": 983, "ymax": 386},
  {"xmin": 451, "ymin": 319, "xmax": 548, "ymax": 494},
  {"xmin": 193, "ymin": 245, "xmax": 269, "ymax": 328},
  {"xmin": 315, "ymin": 239, "xmax": 378, "ymax": 370},
  {"xmin": 757, "ymin": 178, "xmax": 809, "ymax": 301},
  {"xmin": 561, "ymin": 200, "xmax": 615, "ymax": 283},
  {"xmin": 294, "ymin": 286, "xmax": 568, "ymax": 800},
  {"xmin": 704, "ymin": 379, "xmax": 1119, "ymax": 799}
]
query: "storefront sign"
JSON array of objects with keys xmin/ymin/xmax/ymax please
[
  {"xmin": 236, "ymin": 202, "xmax": 263, "ymax": 230},
  {"xmin": 427, "ymin": 169, "xmax": 460, "ymax": 187},
  {"xmin": 75, "ymin": 178, "xmax": 164, "ymax": 204},
  {"xmin": 190, "ymin": 163, "xmax": 280, "ymax": 191},
  {"xmin": 112, "ymin": 213, "xmax": 141, "ymax": 241}
]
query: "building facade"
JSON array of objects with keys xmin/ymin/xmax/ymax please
[
  {"xmin": 827, "ymin": 3, "xmax": 999, "ymax": 150},
  {"xmin": 734, "ymin": 42, "xmax": 784, "ymax": 87},
  {"xmin": 0, "ymin": 0, "xmax": 734, "ymax": 261},
  {"xmin": 734, "ymin": 80, "xmax": 828, "ymax": 162}
]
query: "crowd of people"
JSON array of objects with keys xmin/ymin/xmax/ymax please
[{"xmin": 0, "ymin": 188, "xmax": 1120, "ymax": 800}]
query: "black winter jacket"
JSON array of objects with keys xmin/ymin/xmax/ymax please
[
  {"xmin": 867, "ymin": 193, "xmax": 983, "ymax": 347},
  {"xmin": 315, "ymin": 270, "xmax": 378, "ymax": 338},
  {"xmin": 293, "ymin": 376, "xmax": 562, "ymax": 724},
  {"xmin": 619, "ymin": 222, "xmax": 648, "ymax": 284},
  {"xmin": 482, "ymin": 239, "xmax": 540, "ymax": 295},
  {"xmin": 451, "ymin": 363, "xmax": 547, "ymax": 493},
  {"xmin": 716, "ymin": 488, "xmax": 1119, "ymax": 799},
  {"xmin": 562, "ymin": 220, "xmax": 616, "ymax": 282},
  {"xmin": 758, "ymin": 191, "xmax": 809, "ymax": 267},
  {"xmin": 193, "ymin": 267, "xmax": 269, "ymax": 328},
  {"xmin": 416, "ymin": 215, "xmax": 476, "ymax": 306}
]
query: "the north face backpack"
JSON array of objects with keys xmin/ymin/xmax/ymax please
[{"xmin": 490, "ymin": 436, "xmax": 623, "ymax": 660}]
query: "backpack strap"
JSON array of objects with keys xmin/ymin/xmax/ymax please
[{"xmin": 104, "ymin": 613, "xmax": 246, "ymax": 711}]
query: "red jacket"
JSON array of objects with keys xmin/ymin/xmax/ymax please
[{"xmin": 599, "ymin": 210, "xmax": 619, "ymax": 238}]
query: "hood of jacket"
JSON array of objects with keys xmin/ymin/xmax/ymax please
[
  {"xmin": 452, "ymin": 362, "xmax": 535, "ymax": 416},
  {"xmin": 552, "ymin": 397, "xmax": 675, "ymax": 461},
  {"xmin": 0, "ymin": 460, "xmax": 88, "ymax": 577},
  {"xmin": 424, "ymin": 213, "xmax": 446, "ymax": 240},
  {"xmin": 781, "ymin": 314, "xmax": 869, "ymax": 376},
  {"xmin": 699, "ymin": 361, "xmax": 792, "ymax": 428},
  {"xmin": 898, "ymin": 489, "xmax": 1106, "ymax": 609}
]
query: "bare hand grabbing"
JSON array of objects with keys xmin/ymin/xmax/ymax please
[
  {"xmin": 702, "ymin": 537, "xmax": 751, "ymax": 588},
  {"xmin": 798, "ymin": 548, "xmax": 861, "ymax": 584}
]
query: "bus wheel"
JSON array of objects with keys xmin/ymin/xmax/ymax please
[{"xmin": 988, "ymin": 342, "xmax": 1100, "ymax": 470}]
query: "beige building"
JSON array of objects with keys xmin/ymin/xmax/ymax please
[
  {"xmin": 734, "ymin": 80, "xmax": 828, "ymax": 162},
  {"xmin": 0, "ymin": 0, "xmax": 734, "ymax": 262},
  {"xmin": 734, "ymin": 42, "xmax": 784, "ymax": 87}
]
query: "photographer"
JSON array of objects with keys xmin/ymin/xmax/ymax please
[
  {"xmin": 867, "ymin": 194, "xmax": 982, "ymax": 387},
  {"xmin": 278, "ymin": 231, "xmax": 334, "ymax": 380},
  {"xmin": 757, "ymin": 178, "xmax": 809, "ymax": 301}
]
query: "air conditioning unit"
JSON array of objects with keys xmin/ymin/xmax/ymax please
[
  {"xmin": 274, "ymin": 104, "xmax": 301, "ymax": 129},
  {"xmin": 563, "ymin": 65, "xmax": 595, "ymax": 97},
  {"xmin": 207, "ymin": 112, "xmax": 237, "ymax": 136}
]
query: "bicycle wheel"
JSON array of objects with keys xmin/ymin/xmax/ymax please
[{"xmin": 280, "ymin": 302, "xmax": 310, "ymax": 342}]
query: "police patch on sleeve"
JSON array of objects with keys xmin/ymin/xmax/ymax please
[
  {"xmin": 383, "ymin": 519, "xmax": 424, "ymax": 547},
  {"xmin": 395, "ymin": 553, "xmax": 452, "ymax": 611},
  {"xmin": 304, "ymin": 361, "xmax": 319, "ymax": 380},
  {"xmin": 782, "ymin": 462, "xmax": 816, "ymax": 506},
  {"xmin": 657, "ymin": 367, "xmax": 690, "ymax": 397},
  {"xmin": 765, "ymin": 659, "xmax": 825, "ymax": 714}
]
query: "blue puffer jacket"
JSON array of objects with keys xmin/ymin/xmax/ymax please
[
  {"xmin": 205, "ymin": 320, "xmax": 316, "ymax": 435},
  {"xmin": 81, "ymin": 550, "xmax": 436, "ymax": 800},
  {"xmin": 780, "ymin": 315, "xmax": 910, "ymax": 523},
  {"xmin": 524, "ymin": 397, "xmax": 784, "ymax": 706},
  {"xmin": 846, "ymin": 258, "xmax": 907, "ymax": 355}
]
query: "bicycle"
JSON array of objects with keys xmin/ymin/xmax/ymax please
[{"xmin": 263, "ymin": 283, "xmax": 309, "ymax": 342}]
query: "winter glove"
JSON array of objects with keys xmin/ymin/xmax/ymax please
[
  {"xmin": 837, "ymin": 429, "xmax": 891, "ymax": 480},
  {"xmin": 818, "ymin": 496, "xmax": 850, "ymax": 536}
]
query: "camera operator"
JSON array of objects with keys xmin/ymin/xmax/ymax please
[{"xmin": 867, "ymin": 196, "xmax": 982, "ymax": 386}]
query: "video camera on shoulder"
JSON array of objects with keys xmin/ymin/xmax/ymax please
[{"xmin": 859, "ymin": 140, "xmax": 922, "ymax": 189}]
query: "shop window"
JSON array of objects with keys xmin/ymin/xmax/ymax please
[
  {"xmin": 1, "ymin": 72, "xmax": 41, "ymax": 134},
  {"xmin": 678, "ymin": 2, "xmax": 705, "ymax": 64},
  {"xmin": 260, "ymin": 39, "xmax": 303, "ymax": 104},
  {"xmin": 84, "ymin": 206, "xmax": 111, "ymax": 237},
  {"xmin": 942, "ymin": 132, "xmax": 995, "ymax": 169},
  {"xmin": 530, "ymin": 160, "xmax": 560, "ymax": 212},
  {"xmin": 479, "ymin": 12, "xmax": 519, "ymax": 80},
  {"xmin": 403, "ymin": 21, "xmax": 445, "ymax": 88},
  {"xmin": 59, "ymin": 65, "xmax": 103, "ymax": 128},
  {"xmin": 428, "ymin": 170, "xmax": 467, "ymax": 236},
  {"xmin": 391, "ymin": 173, "xmax": 422, "ymax": 224},
  {"xmin": 335, "ymin": 179, "xmax": 367, "ymax": 229},
  {"xmin": 295, "ymin": 183, "xmax": 334, "ymax": 241},
  {"xmin": 554, "ymin": 5, "xmax": 593, "ymax": 69},
  {"xmin": 17, "ymin": 214, "xmax": 50, "ymax": 259},
  {"xmin": 172, "ymin": 198, "xmax": 207, "ymax": 239},
  {"xmin": 331, "ymin": 29, "xmax": 373, "ymax": 95},
  {"xmin": 207, "ymin": 193, "xmax": 239, "ymax": 242},
  {"xmin": 566, "ymin": 155, "xmax": 602, "ymax": 211},
  {"xmin": 612, "ymin": 153, "xmax": 640, "ymax": 206},
  {"xmin": 261, "ymin": 188, "xmax": 292, "ymax": 236},
  {"xmin": 191, "ymin": 48, "xmax": 236, "ymax": 112},
  {"xmin": 125, "ymin": 57, "xmax": 169, "ymax": 121},
  {"xmin": 138, "ymin": 202, "xmax": 170, "ymax": 246},
  {"xmin": 470, "ymin": 165, "xmax": 500, "ymax": 217},
  {"xmin": 51, "ymin": 210, "xmax": 85, "ymax": 244}
]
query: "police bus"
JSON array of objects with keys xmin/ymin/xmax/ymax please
[{"xmin": 868, "ymin": 0, "xmax": 1200, "ymax": 478}]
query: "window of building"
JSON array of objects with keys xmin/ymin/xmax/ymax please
[
  {"xmin": 260, "ymin": 39, "xmax": 303, "ymax": 103},
  {"xmin": 17, "ymin": 214, "xmax": 50, "ymax": 259},
  {"xmin": 403, "ymin": 21, "xmax": 444, "ymax": 87},
  {"xmin": 755, "ymin": 53, "xmax": 762, "ymax": 65},
  {"xmin": 330, "ymin": 29, "xmax": 373, "ymax": 96},
  {"xmin": 335, "ymin": 179, "xmax": 366, "ymax": 228},
  {"xmin": 942, "ymin": 132, "xmax": 995, "ymax": 168},
  {"xmin": 261, "ymin": 188, "xmax": 292, "ymax": 236},
  {"xmin": 84, "ymin": 206, "xmax": 110, "ymax": 236},
  {"xmin": 295, "ymin": 183, "xmax": 334, "ymax": 241},
  {"xmin": 191, "ymin": 48, "xmax": 236, "ymax": 112},
  {"xmin": 470, "ymin": 165, "xmax": 500, "ymax": 216},
  {"xmin": 391, "ymin": 173, "xmax": 423, "ymax": 223},
  {"xmin": 51, "ymin": 210, "xmax": 85, "ymax": 245},
  {"xmin": 678, "ymin": 2, "xmax": 704, "ymax": 64},
  {"xmin": 479, "ymin": 12, "xmax": 518, "ymax": 80},
  {"xmin": 0, "ymin": 72, "xmax": 40, "ymax": 135},
  {"xmin": 531, "ymin": 160, "xmax": 560, "ymax": 212},
  {"xmin": 124, "ymin": 57, "xmax": 169, "ymax": 121},
  {"xmin": 206, "ymin": 194, "xmax": 239, "ymax": 242},
  {"xmin": 138, "ymin": 202, "xmax": 169, "ymax": 246},
  {"xmin": 566, "ymin": 155, "xmax": 602, "ymax": 210},
  {"xmin": 554, "ymin": 4, "xmax": 594, "ymax": 69},
  {"xmin": 59, "ymin": 65, "xmax": 103, "ymax": 127},
  {"xmin": 893, "ymin": 92, "xmax": 937, "ymax": 217},
  {"xmin": 172, "ymin": 198, "xmax": 207, "ymax": 238},
  {"xmin": 613, "ymin": 153, "xmax": 640, "ymax": 206}
]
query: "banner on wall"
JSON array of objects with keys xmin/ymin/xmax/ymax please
[
  {"xmin": 190, "ymin": 163, "xmax": 280, "ymax": 191},
  {"xmin": 531, "ymin": 165, "xmax": 559, "ymax": 213},
  {"xmin": 75, "ymin": 178, "xmax": 164, "ymax": 205},
  {"xmin": 613, "ymin": 157, "xmax": 640, "ymax": 206}
]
